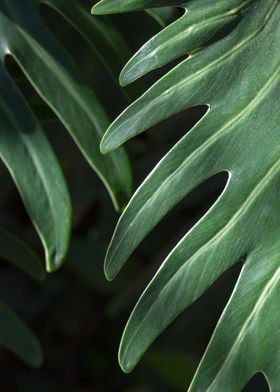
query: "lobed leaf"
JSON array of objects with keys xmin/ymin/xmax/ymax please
[
  {"xmin": 0, "ymin": 0, "xmax": 133, "ymax": 270},
  {"xmin": 0, "ymin": 61, "xmax": 71, "ymax": 272},
  {"xmin": 93, "ymin": 0, "xmax": 280, "ymax": 389},
  {"xmin": 46, "ymin": 0, "xmax": 140, "ymax": 99},
  {"xmin": 0, "ymin": 0, "xmax": 134, "ymax": 369},
  {"xmin": 120, "ymin": 0, "xmax": 254, "ymax": 85}
]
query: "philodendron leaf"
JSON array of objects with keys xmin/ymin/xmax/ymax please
[
  {"xmin": 0, "ymin": 0, "xmax": 133, "ymax": 270},
  {"xmin": 93, "ymin": 0, "xmax": 253, "ymax": 85},
  {"xmin": 120, "ymin": 0, "xmax": 254, "ymax": 86},
  {"xmin": 45, "ymin": 0, "xmax": 140, "ymax": 99},
  {"xmin": 93, "ymin": 0, "xmax": 280, "ymax": 389},
  {"xmin": 0, "ymin": 302, "xmax": 42, "ymax": 368},
  {"xmin": 92, "ymin": 0, "xmax": 186, "ymax": 14},
  {"xmin": 1, "ymin": 0, "xmax": 132, "ymax": 211},
  {"xmin": 0, "ymin": 61, "xmax": 71, "ymax": 272},
  {"xmin": 0, "ymin": 228, "xmax": 45, "ymax": 280}
]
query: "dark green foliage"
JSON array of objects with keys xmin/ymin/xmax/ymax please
[{"xmin": 0, "ymin": 0, "xmax": 132, "ymax": 367}]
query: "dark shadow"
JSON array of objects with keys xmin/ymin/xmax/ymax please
[
  {"xmin": 39, "ymin": 3, "xmax": 132, "ymax": 117},
  {"xmin": 4, "ymin": 55, "xmax": 56, "ymax": 124},
  {"xmin": 244, "ymin": 372, "xmax": 269, "ymax": 392}
]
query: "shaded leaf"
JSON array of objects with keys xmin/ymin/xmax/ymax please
[
  {"xmin": 1, "ymin": 0, "xmax": 132, "ymax": 210},
  {"xmin": 45, "ymin": 0, "xmax": 140, "ymax": 99},
  {"xmin": 0, "ymin": 228, "xmax": 44, "ymax": 280},
  {"xmin": 0, "ymin": 302, "xmax": 43, "ymax": 368},
  {"xmin": 0, "ymin": 62, "xmax": 71, "ymax": 272},
  {"xmin": 0, "ymin": 0, "xmax": 133, "ymax": 270}
]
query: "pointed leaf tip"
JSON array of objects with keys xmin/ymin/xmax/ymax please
[
  {"xmin": 100, "ymin": 133, "xmax": 116, "ymax": 155},
  {"xmin": 119, "ymin": 360, "xmax": 133, "ymax": 374},
  {"xmin": 118, "ymin": 345, "xmax": 134, "ymax": 374},
  {"xmin": 99, "ymin": 141, "xmax": 109, "ymax": 155},
  {"xmin": 104, "ymin": 270, "xmax": 115, "ymax": 282},
  {"xmin": 119, "ymin": 66, "xmax": 132, "ymax": 86},
  {"xmin": 104, "ymin": 258, "xmax": 119, "ymax": 281},
  {"xmin": 91, "ymin": 1, "xmax": 110, "ymax": 15}
]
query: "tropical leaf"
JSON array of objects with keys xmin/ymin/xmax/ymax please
[
  {"xmin": 0, "ymin": 63, "xmax": 71, "ymax": 272},
  {"xmin": 44, "ymin": 0, "xmax": 140, "ymax": 100},
  {"xmin": 0, "ymin": 0, "xmax": 134, "ymax": 370},
  {"xmin": 93, "ymin": 0, "xmax": 253, "ymax": 88},
  {"xmin": 0, "ymin": 0, "xmax": 133, "ymax": 271},
  {"xmin": 0, "ymin": 302, "xmax": 42, "ymax": 368},
  {"xmin": 93, "ymin": 0, "xmax": 280, "ymax": 389}
]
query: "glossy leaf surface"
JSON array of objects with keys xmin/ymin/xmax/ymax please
[{"xmin": 93, "ymin": 0, "xmax": 280, "ymax": 389}]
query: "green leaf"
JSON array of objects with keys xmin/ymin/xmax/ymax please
[
  {"xmin": 0, "ymin": 0, "xmax": 133, "ymax": 270},
  {"xmin": 0, "ymin": 228, "xmax": 45, "ymax": 280},
  {"xmin": 45, "ymin": 0, "xmax": 140, "ymax": 99},
  {"xmin": 1, "ymin": 0, "xmax": 132, "ymax": 211},
  {"xmin": 120, "ymin": 0, "xmax": 253, "ymax": 86},
  {"xmin": 0, "ymin": 302, "xmax": 42, "ymax": 368},
  {"xmin": 0, "ymin": 0, "xmax": 134, "ymax": 372},
  {"xmin": 92, "ymin": 0, "xmax": 186, "ymax": 15},
  {"xmin": 93, "ymin": 0, "xmax": 280, "ymax": 388},
  {"xmin": 0, "ymin": 61, "xmax": 71, "ymax": 272},
  {"xmin": 189, "ymin": 245, "xmax": 280, "ymax": 391}
]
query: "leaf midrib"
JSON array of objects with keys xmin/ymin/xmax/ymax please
[
  {"xmin": 10, "ymin": 24, "xmax": 126, "ymax": 203},
  {"xmin": 0, "ymin": 87, "xmax": 60, "ymax": 267},
  {"xmin": 119, "ymin": 56, "xmax": 280, "ymax": 367},
  {"xmin": 126, "ymin": 0, "xmax": 253, "ymax": 76},
  {"xmin": 121, "ymin": 126, "xmax": 280, "ymax": 368},
  {"xmin": 105, "ymin": 0, "xmax": 277, "ymax": 149},
  {"xmin": 107, "ymin": 2, "xmax": 279, "ymax": 272},
  {"xmin": 207, "ymin": 261, "xmax": 280, "ymax": 390}
]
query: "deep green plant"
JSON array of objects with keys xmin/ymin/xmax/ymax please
[
  {"xmin": 92, "ymin": 0, "xmax": 280, "ymax": 390},
  {"xmin": 0, "ymin": 0, "xmax": 133, "ymax": 366}
]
